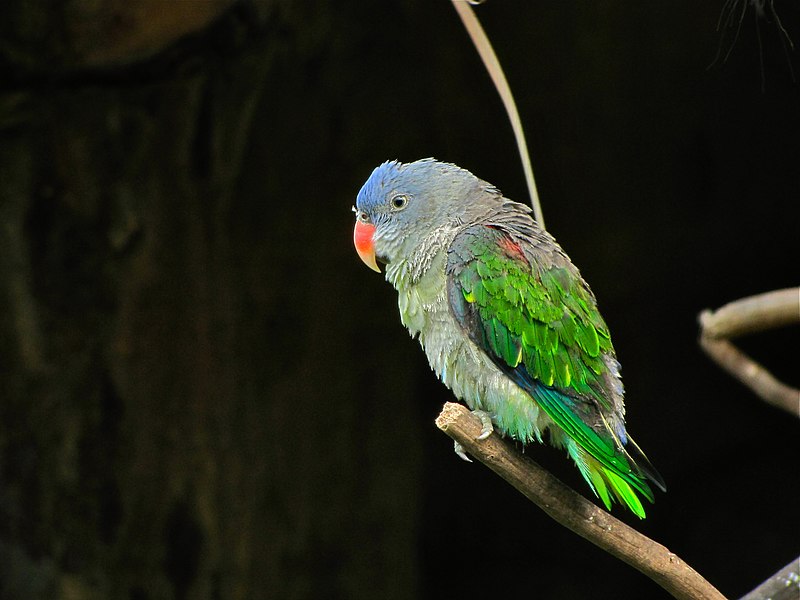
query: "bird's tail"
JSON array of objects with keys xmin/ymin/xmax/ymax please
[{"xmin": 566, "ymin": 437, "xmax": 664, "ymax": 519}]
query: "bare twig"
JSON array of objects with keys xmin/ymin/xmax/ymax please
[
  {"xmin": 699, "ymin": 288, "xmax": 800, "ymax": 417},
  {"xmin": 700, "ymin": 288, "xmax": 799, "ymax": 338},
  {"xmin": 451, "ymin": 1, "xmax": 545, "ymax": 228},
  {"xmin": 739, "ymin": 555, "xmax": 800, "ymax": 600},
  {"xmin": 699, "ymin": 336, "xmax": 799, "ymax": 416},
  {"xmin": 435, "ymin": 402, "xmax": 726, "ymax": 600}
]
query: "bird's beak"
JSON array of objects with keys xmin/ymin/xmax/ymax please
[{"xmin": 353, "ymin": 220, "xmax": 381, "ymax": 273}]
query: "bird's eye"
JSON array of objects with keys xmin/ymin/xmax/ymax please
[{"xmin": 390, "ymin": 195, "xmax": 409, "ymax": 210}]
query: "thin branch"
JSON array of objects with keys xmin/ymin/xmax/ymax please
[
  {"xmin": 699, "ymin": 335, "xmax": 799, "ymax": 417},
  {"xmin": 699, "ymin": 288, "xmax": 800, "ymax": 417},
  {"xmin": 739, "ymin": 555, "xmax": 800, "ymax": 600},
  {"xmin": 699, "ymin": 288, "xmax": 799, "ymax": 338},
  {"xmin": 435, "ymin": 402, "xmax": 726, "ymax": 600},
  {"xmin": 451, "ymin": 0, "xmax": 545, "ymax": 228}
]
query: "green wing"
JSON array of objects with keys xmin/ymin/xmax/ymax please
[
  {"xmin": 448, "ymin": 224, "xmax": 614, "ymax": 406},
  {"xmin": 447, "ymin": 223, "xmax": 663, "ymax": 515}
]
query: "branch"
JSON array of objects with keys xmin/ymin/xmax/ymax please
[
  {"xmin": 699, "ymin": 288, "xmax": 800, "ymax": 417},
  {"xmin": 700, "ymin": 288, "xmax": 799, "ymax": 338},
  {"xmin": 739, "ymin": 556, "xmax": 800, "ymax": 600},
  {"xmin": 435, "ymin": 402, "xmax": 726, "ymax": 600},
  {"xmin": 451, "ymin": 0, "xmax": 545, "ymax": 228},
  {"xmin": 698, "ymin": 336, "xmax": 799, "ymax": 416}
]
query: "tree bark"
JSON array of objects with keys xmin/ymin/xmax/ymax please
[{"xmin": 0, "ymin": 3, "xmax": 420, "ymax": 599}]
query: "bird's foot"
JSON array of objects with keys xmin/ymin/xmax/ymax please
[
  {"xmin": 452, "ymin": 410, "xmax": 494, "ymax": 462},
  {"xmin": 472, "ymin": 409, "xmax": 494, "ymax": 440}
]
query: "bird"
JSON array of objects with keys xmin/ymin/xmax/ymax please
[{"xmin": 352, "ymin": 158, "xmax": 666, "ymax": 518}]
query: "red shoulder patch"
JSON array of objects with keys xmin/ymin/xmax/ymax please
[
  {"xmin": 485, "ymin": 224, "xmax": 527, "ymax": 262},
  {"xmin": 497, "ymin": 235, "xmax": 526, "ymax": 261}
]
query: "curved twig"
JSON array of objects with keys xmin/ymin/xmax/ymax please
[
  {"xmin": 699, "ymin": 288, "xmax": 800, "ymax": 417},
  {"xmin": 451, "ymin": 1, "xmax": 545, "ymax": 228}
]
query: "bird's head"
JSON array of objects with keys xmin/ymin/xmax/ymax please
[{"xmin": 353, "ymin": 158, "xmax": 497, "ymax": 272}]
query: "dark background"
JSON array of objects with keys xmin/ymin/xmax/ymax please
[{"xmin": 1, "ymin": 1, "xmax": 798, "ymax": 599}]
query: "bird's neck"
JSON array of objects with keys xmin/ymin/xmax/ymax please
[{"xmin": 385, "ymin": 224, "xmax": 458, "ymax": 290}]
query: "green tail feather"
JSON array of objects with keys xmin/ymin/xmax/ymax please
[
  {"xmin": 567, "ymin": 439, "xmax": 651, "ymax": 519},
  {"xmin": 601, "ymin": 466, "xmax": 647, "ymax": 519}
]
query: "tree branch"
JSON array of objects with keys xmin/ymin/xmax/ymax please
[
  {"xmin": 700, "ymin": 288, "xmax": 799, "ymax": 339},
  {"xmin": 698, "ymin": 336, "xmax": 799, "ymax": 416},
  {"xmin": 699, "ymin": 288, "xmax": 800, "ymax": 417},
  {"xmin": 435, "ymin": 402, "xmax": 726, "ymax": 600},
  {"xmin": 739, "ymin": 556, "xmax": 800, "ymax": 600}
]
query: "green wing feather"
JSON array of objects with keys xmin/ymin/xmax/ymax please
[
  {"xmin": 453, "ymin": 226, "xmax": 613, "ymax": 403},
  {"xmin": 448, "ymin": 224, "xmax": 662, "ymax": 517}
]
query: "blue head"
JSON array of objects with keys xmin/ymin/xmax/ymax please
[{"xmin": 353, "ymin": 158, "xmax": 500, "ymax": 271}]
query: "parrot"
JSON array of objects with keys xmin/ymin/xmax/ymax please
[{"xmin": 352, "ymin": 158, "xmax": 666, "ymax": 518}]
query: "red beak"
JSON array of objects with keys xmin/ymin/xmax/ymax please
[{"xmin": 353, "ymin": 220, "xmax": 381, "ymax": 272}]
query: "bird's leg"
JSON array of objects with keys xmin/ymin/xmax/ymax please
[{"xmin": 453, "ymin": 409, "xmax": 495, "ymax": 462}]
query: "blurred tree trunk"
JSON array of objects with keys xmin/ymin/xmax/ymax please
[{"xmin": 0, "ymin": 2, "xmax": 420, "ymax": 599}]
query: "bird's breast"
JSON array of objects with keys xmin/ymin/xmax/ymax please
[
  {"xmin": 393, "ymin": 248, "xmax": 551, "ymax": 444},
  {"xmin": 395, "ymin": 257, "xmax": 501, "ymax": 405}
]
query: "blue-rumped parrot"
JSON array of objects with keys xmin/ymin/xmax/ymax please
[{"xmin": 352, "ymin": 158, "xmax": 665, "ymax": 518}]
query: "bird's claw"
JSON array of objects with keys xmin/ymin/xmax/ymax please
[
  {"xmin": 454, "ymin": 441, "xmax": 472, "ymax": 462},
  {"xmin": 452, "ymin": 410, "xmax": 494, "ymax": 462},
  {"xmin": 473, "ymin": 409, "xmax": 494, "ymax": 440}
]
